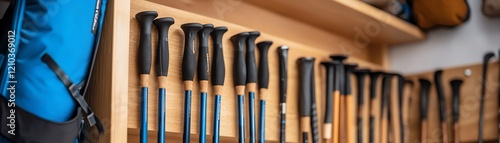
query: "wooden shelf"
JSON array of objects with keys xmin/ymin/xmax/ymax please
[
  {"xmin": 246, "ymin": 0, "xmax": 425, "ymax": 45},
  {"xmin": 85, "ymin": 0, "xmax": 130, "ymax": 142},
  {"xmin": 405, "ymin": 62, "xmax": 500, "ymax": 142},
  {"xmin": 146, "ymin": 0, "xmax": 392, "ymax": 65}
]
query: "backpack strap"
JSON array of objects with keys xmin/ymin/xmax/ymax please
[
  {"xmin": 77, "ymin": 79, "xmax": 87, "ymax": 91},
  {"xmin": 41, "ymin": 54, "xmax": 104, "ymax": 135},
  {"xmin": 79, "ymin": 118, "xmax": 87, "ymax": 143}
]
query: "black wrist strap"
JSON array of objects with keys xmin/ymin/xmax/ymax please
[{"xmin": 41, "ymin": 54, "xmax": 104, "ymax": 135}]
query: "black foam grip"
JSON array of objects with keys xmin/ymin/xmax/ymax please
[
  {"xmin": 153, "ymin": 17, "xmax": 174, "ymax": 77},
  {"xmin": 197, "ymin": 24, "xmax": 214, "ymax": 81},
  {"xmin": 138, "ymin": 34, "xmax": 152, "ymax": 74},
  {"xmin": 482, "ymin": 52, "xmax": 495, "ymax": 96},
  {"xmin": 298, "ymin": 58, "xmax": 314, "ymax": 117},
  {"xmin": 405, "ymin": 80, "xmax": 414, "ymax": 86},
  {"xmin": 434, "ymin": 70, "xmax": 447, "ymax": 122},
  {"xmin": 331, "ymin": 55, "xmax": 347, "ymax": 95},
  {"xmin": 278, "ymin": 46, "xmax": 289, "ymax": 103},
  {"xmin": 369, "ymin": 72, "xmax": 382, "ymax": 99},
  {"xmin": 335, "ymin": 63, "xmax": 345, "ymax": 95},
  {"xmin": 135, "ymin": 11, "xmax": 158, "ymax": 74},
  {"xmin": 303, "ymin": 132, "xmax": 309, "ymax": 143},
  {"xmin": 181, "ymin": 23, "xmax": 203, "ymax": 81},
  {"xmin": 369, "ymin": 116, "xmax": 375, "ymax": 142},
  {"xmin": 330, "ymin": 55, "xmax": 348, "ymax": 62},
  {"xmin": 450, "ymin": 79, "xmax": 463, "ymax": 122},
  {"xmin": 396, "ymin": 74, "xmax": 405, "ymax": 143},
  {"xmin": 309, "ymin": 58, "xmax": 319, "ymax": 143},
  {"xmin": 354, "ymin": 69, "xmax": 370, "ymax": 105},
  {"xmin": 310, "ymin": 59, "xmax": 317, "ymax": 101},
  {"xmin": 280, "ymin": 113, "xmax": 286, "ymax": 143},
  {"xmin": 311, "ymin": 104, "xmax": 320, "ymax": 143},
  {"xmin": 419, "ymin": 78, "xmax": 431, "ymax": 120},
  {"xmin": 344, "ymin": 64, "xmax": 358, "ymax": 95},
  {"xmin": 321, "ymin": 62, "xmax": 335, "ymax": 123},
  {"xmin": 387, "ymin": 93, "xmax": 392, "ymax": 120},
  {"xmin": 331, "ymin": 62, "xmax": 341, "ymax": 91},
  {"xmin": 257, "ymin": 41, "xmax": 272, "ymax": 88},
  {"xmin": 246, "ymin": 31, "xmax": 260, "ymax": 83},
  {"xmin": 230, "ymin": 32, "xmax": 249, "ymax": 85},
  {"xmin": 357, "ymin": 117, "xmax": 363, "ymax": 143},
  {"xmin": 479, "ymin": 52, "xmax": 495, "ymax": 143},
  {"xmin": 211, "ymin": 26, "xmax": 228, "ymax": 85}
]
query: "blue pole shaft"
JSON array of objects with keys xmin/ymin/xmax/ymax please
[
  {"xmin": 212, "ymin": 95, "xmax": 222, "ymax": 143},
  {"xmin": 238, "ymin": 95, "xmax": 245, "ymax": 143},
  {"xmin": 158, "ymin": 88, "xmax": 166, "ymax": 143},
  {"xmin": 199, "ymin": 92, "xmax": 208, "ymax": 143},
  {"xmin": 182, "ymin": 90, "xmax": 192, "ymax": 143},
  {"xmin": 280, "ymin": 112, "xmax": 286, "ymax": 143},
  {"xmin": 140, "ymin": 87, "xmax": 148, "ymax": 143}
]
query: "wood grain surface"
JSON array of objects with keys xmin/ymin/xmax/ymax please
[
  {"xmin": 145, "ymin": 0, "xmax": 393, "ymax": 65},
  {"xmin": 85, "ymin": 0, "xmax": 130, "ymax": 142},
  {"xmin": 406, "ymin": 61, "xmax": 499, "ymax": 142}
]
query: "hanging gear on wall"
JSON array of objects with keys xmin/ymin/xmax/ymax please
[{"xmin": 0, "ymin": 0, "xmax": 108, "ymax": 142}]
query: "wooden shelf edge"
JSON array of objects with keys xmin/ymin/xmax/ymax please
[
  {"xmin": 404, "ymin": 61, "xmax": 499, "ymax": 142},
  {"xmin": 246, "ymin": 0, "xmax": 425, "ymax": 45},
  {"xmin": 128, "ymin": 1, "xmax": 388, "ymax": 142},
  {"xmin": 86, "ymin": 0, "xmax": 130, "ymax": 142},
  {"xmin": 335, "ymin": 0, "xmax": 426, "ymax": 43}
]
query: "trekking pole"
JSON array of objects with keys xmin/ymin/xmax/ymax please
[
  {"xmin": 434, "ymin": 70, "xmax": 449, "ymax": 143},
  {"xmin": 298, "ymin": 57, "xmax": 315, "ymax": 143},
  {"xmin": 320, "ymin": 62, "xmax": 335, "ymax": 143},
  {"xmin": 478, "ymin": 52, "xmax": 495, "ymax": 143},
  {"xmin": 380, "ymin": 74, "xmax": 392, "ymax": 143},
  {"xmin": 450, "ymin": 79, "xmax": 463, "ymax": 143},
  {"xmin": 246, "ymin": 31, "xmax": 260, "ymax": 143},
  {"xmin": 368, "ymin": 72, "xmax": 382, "ymax": 143},
  {"xmin": 330, "ymin": 55, "xmax": 346, "ymax": 143},
  {"xmin": 277, "ymin": 46, "xmax": 289, "ymax": 143},
  {"xmin": 354, "ymin": 69, "xmax": 370, "ymax": 143},
  {"xmin": 153, "ymin": 17, "xmax": 174, "ymax": 143},
  {"xmin": 418, "ymin": 78, "xmax": 431, "ymax": 143},
  {"xmin": 310, "ymin": 59, "xmax": 319, "ymax": 143},
  {"xmin": 197, "ymin": 24, "xmax": 214, "ymax": 143},
  {"xmin": 180, "ymin": 23, "xmax": 203, "ymax": 143},
  {"xmin": 231, "ymin": 32, "xmax": 249, "ymax": 143}
]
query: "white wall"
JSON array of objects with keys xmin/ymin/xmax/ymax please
[
  {"xmin": 390, "ymin": 0, "xmax": 500, "ymax": 75},
  {"xmin": 0, "ymin": 0, "xmax": 497, "ymax": 75}
]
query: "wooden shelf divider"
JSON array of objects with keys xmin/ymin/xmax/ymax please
[
  {"xmin": 85, "ymin": 0, "xmax": 130, "ymax": 142},
  {"xmin": 405, "ymin": 62, "xmax": 499, "ymax": 142},
  {"xmin": 86, "ymin": 0, "xmax": 416, "ymax": 142}
]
